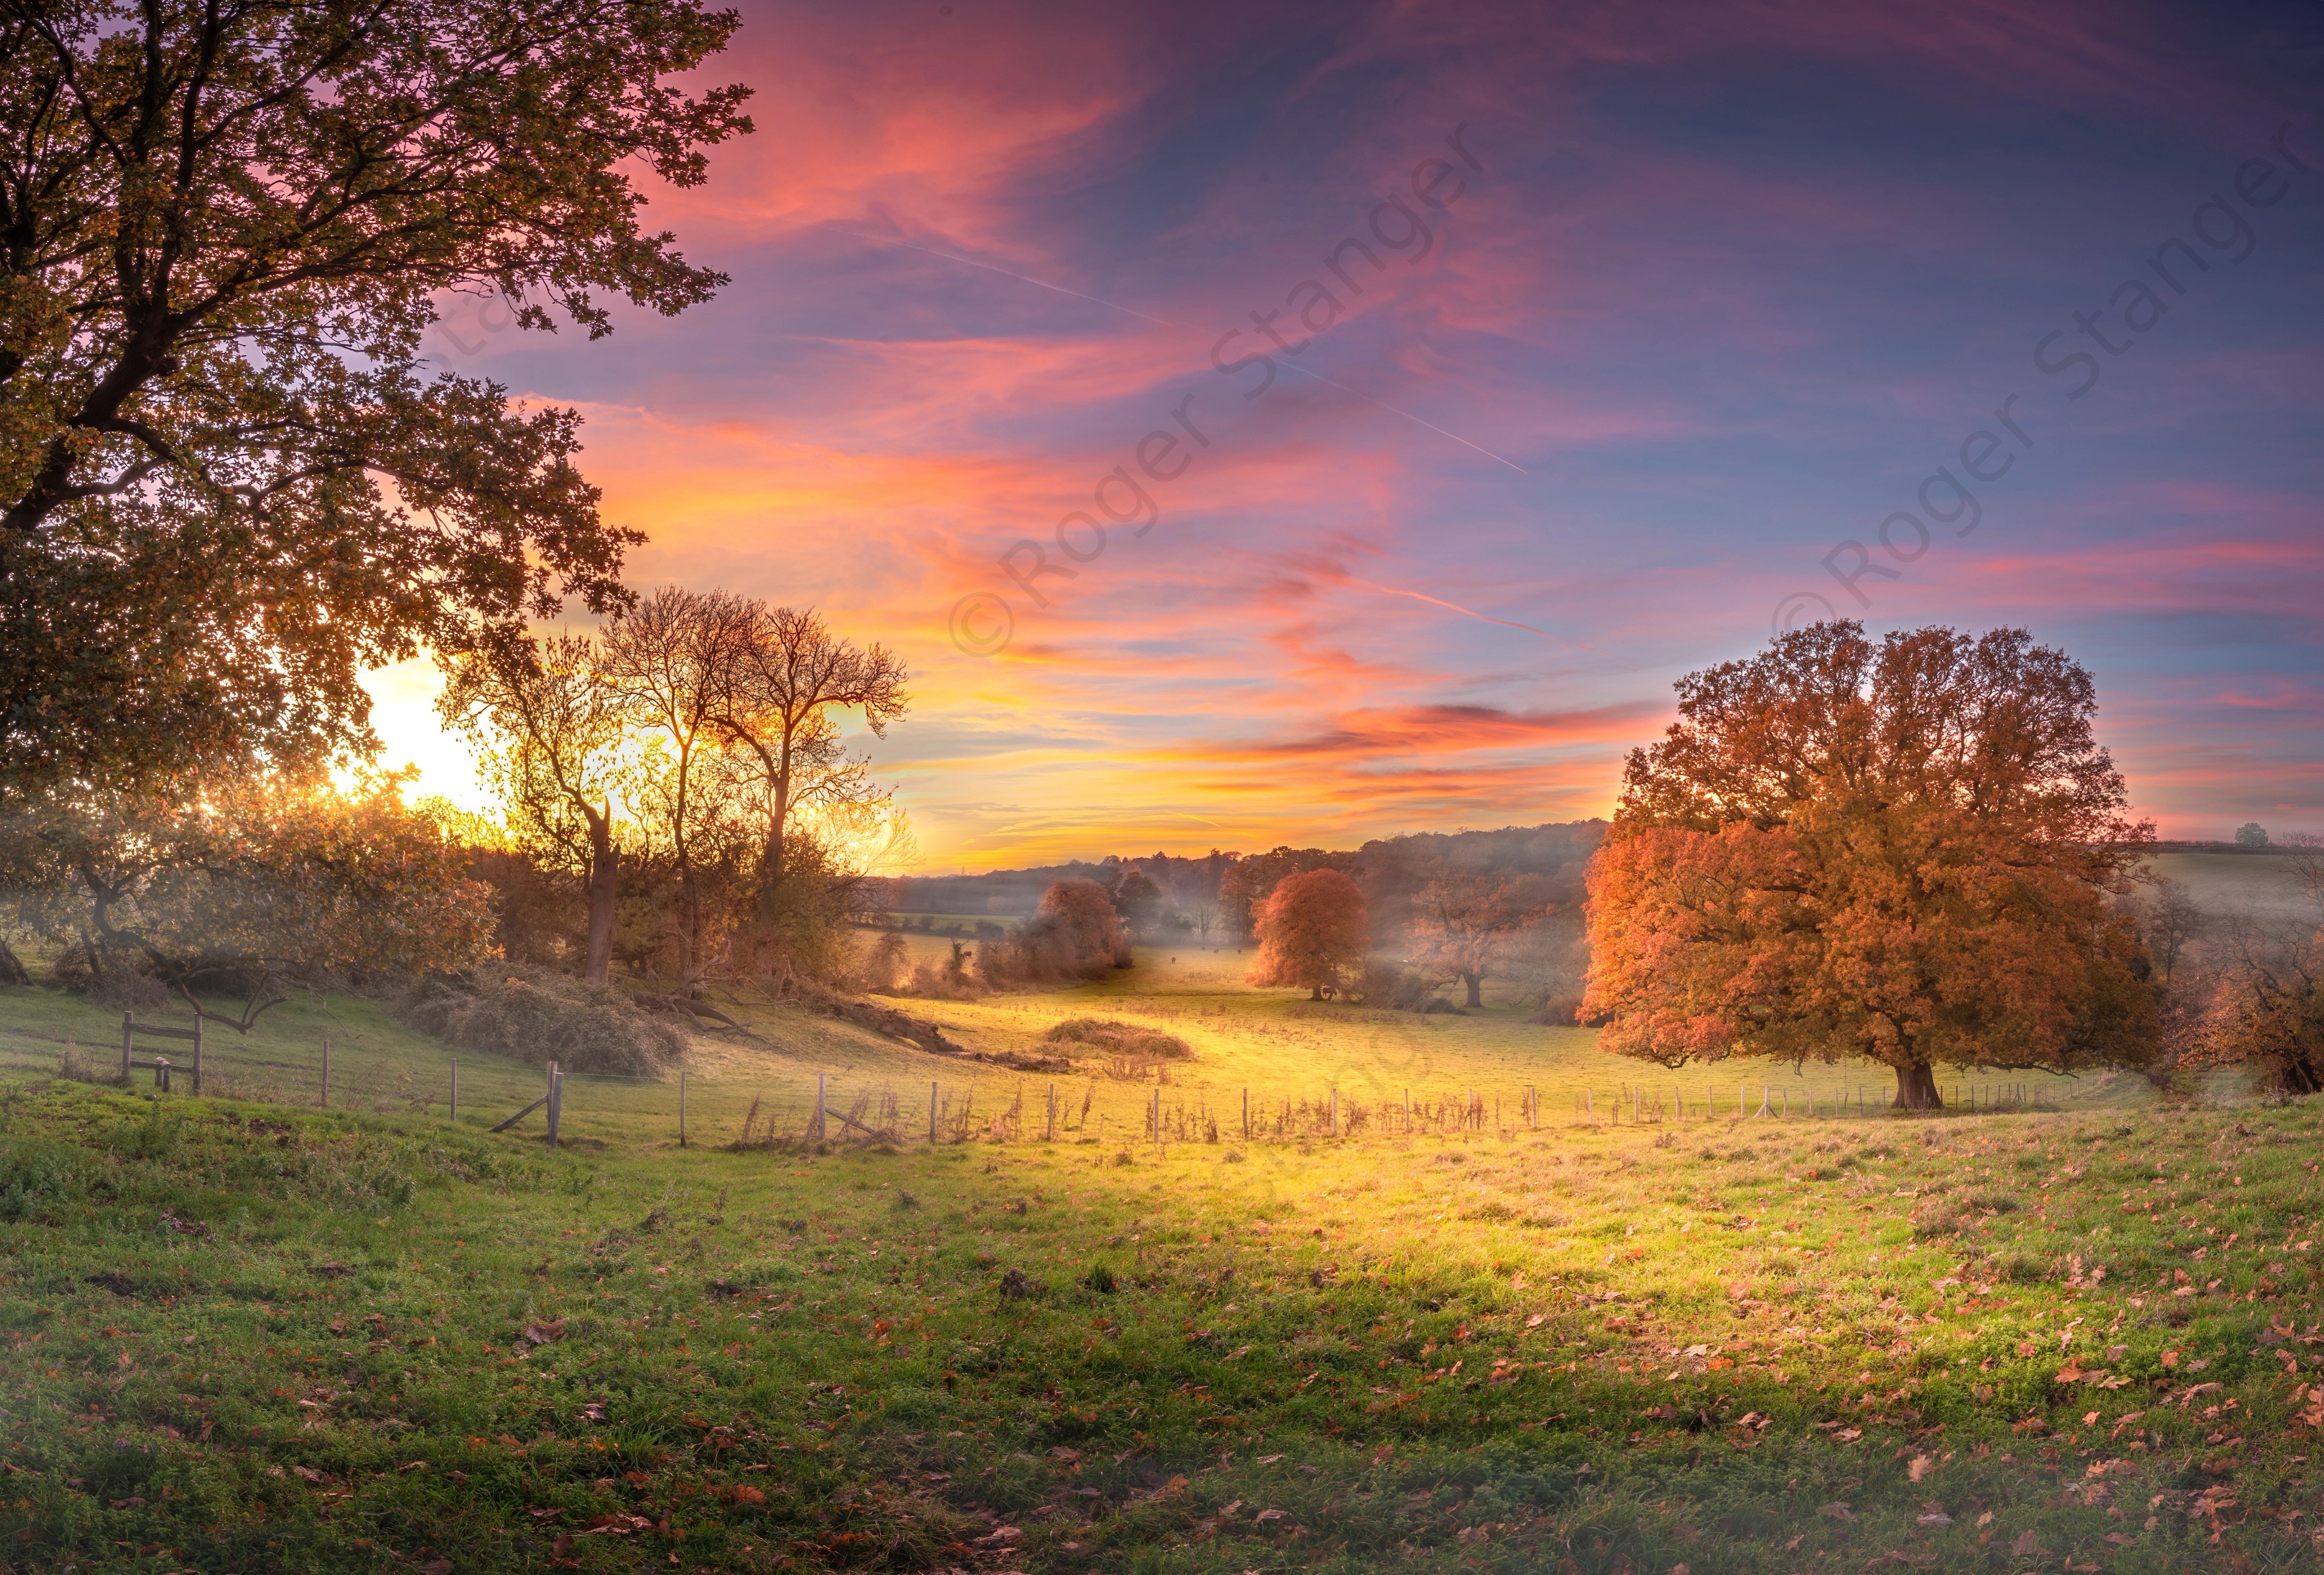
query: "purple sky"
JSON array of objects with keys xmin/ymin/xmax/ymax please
[{"xmin": 374, "ymin": 0, "xmax": 2324, "ymax": 866}]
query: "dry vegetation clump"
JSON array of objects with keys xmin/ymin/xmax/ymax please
[
  {"xmin": 55, "ymin": 1040, "xmax": 123, "ymax": 1086},
  {"xmin": 392, "ymin": 967, "xmax": 687, "ymax": 1076},
  {"xmin": 1041, "ymin": 1018, "xmax": 1193, "ymax": 1059}
]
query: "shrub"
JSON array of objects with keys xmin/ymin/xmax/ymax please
[
  {"xmin": 861, "ymin": 931, "xmax": 908, "ymax": 992},
  {"xmin": 57, "ymin": 1040, "xmax": 124, "ymax": 1086},
  {"xmin": 1528, "ymin": 992, "xmax": 1584, "ymax": 1026},
  {"xmin": 1041, "ymin": 1018, "xmax": 1193, "ymax": 1059},
  {"xmin": 1351, "ymin": 960, "xmax": 1429, "ymax": 1009},
  {"xmin": 393, "ymin": 966, "xmax": 687, "ymax": 1076}
]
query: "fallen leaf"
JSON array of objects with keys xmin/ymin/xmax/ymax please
[
  {"xmin": 2011, "ymin": 1530, "xmax": 2043, "ymax": 1558},
  {"xmin": 1819, "ymin": 1501, "xmax": 1856, "ymax": 1522},
  {"xmin": 1256, "ymin": 1508, "xmax": 1290, "ymax": 1523},
  {"xmin": 1908, "ymin": 1455, "xmax": 1934, "ymax": 1482}
]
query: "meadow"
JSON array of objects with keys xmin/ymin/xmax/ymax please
[{"xmin": 0, "ymin": 951, "xmax": 2317, "ymax": 1574}]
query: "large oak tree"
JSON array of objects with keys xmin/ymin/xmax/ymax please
[
  {"xmin": 0, "ymin": 0, "xmax": 750, "ymax": 797},
  {"xmin": 1582, "ymin": 622, "xmax": 2158, "ymax": 1107}
]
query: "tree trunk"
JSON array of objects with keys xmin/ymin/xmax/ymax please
[
  {"xmin": 1892, "ymin": 1060, "xmax": 1943, "ymax": 1110},
  {"xmin": 1308, "ymin": 984, "xmax": 1324, "ymax": 1001},
  {"xmin": 0, "ymin": 934, "xmax": 28, "ymax": 987},
  {"xmin": 583, "ymin": 813, "xmax": 619, "ymax": 985},
  {"xmin": 1463, "ymin": 971, "xmax": 1483, "ymax": 1008}
]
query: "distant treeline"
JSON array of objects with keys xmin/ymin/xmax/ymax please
[{"xmin": 889, "ymin": 820, "xmax": 1607, "ymax": 948}]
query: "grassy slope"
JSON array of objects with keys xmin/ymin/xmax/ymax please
[{"xmin": 1, "ymin": 964, "xmax": 2317, "ymax": 1574}]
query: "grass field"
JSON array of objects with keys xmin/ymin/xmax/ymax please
[{"xmin": 1, "ymin": 957, "xmax": 2318, "ymax": 1574}]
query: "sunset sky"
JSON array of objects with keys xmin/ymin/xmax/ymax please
[{"xmin": 369, "ymin": 0, "xmax": 2324, "ymax": 869}]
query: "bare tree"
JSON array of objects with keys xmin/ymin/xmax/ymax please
[
  {"xmin": 438, "ymin": 632, "xmax": 629, "ymax": 981},
  {"xmin": 1411, "ymin": 869, "xmax": 1541, "ymax": 1008},
  {"xmin": 711, "ymin": 605, "xmax": 908, "ymax": 918},
  {"xmin": 2141, "ymin": 877, "xmax": 2206, "ymax": 987},
  {"xmin": 600, "ymin": 588, "xmax": 756, "ymax": 987}
]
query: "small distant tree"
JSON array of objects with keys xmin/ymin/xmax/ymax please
[
  {"xmin": 1248, "ymin": 868, "xmax": 1368, "ymax": 1000},
  {"xmin": 2139, "ymin": 877, "xmax": 2205, "ymax": 987},
  {"xmin": 2236, "ymin": 822, "xmax": 2271, "ymax": 848},
  {"xmin": 1410, "ymin": 872, "xmax": 1540, "ymax": 1007},
  {"xmin": 1218, "ymin": 865, "xmax": 1255, "ymax": 943},
  {"xmin": 1112, "ymin": 869, "xmax": 1164, "ymax": 935},
  {"xmin": 1038, "ymin": 879, "xmax": 1132, "ymax": 973},
  {"xmin": 2190, "ymin": 847, "xmax": 2324, "ymax": 1093}
]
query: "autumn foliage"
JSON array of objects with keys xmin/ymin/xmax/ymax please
[
  {"xmin": 1582, "ymin": 623, "xmax": 2159, "ymax": 1107},
  {"xmin": 1248, "ymin": 868, "xmax": 1369, "ymax": 1000}
]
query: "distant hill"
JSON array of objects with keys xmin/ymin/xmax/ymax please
[{"xmin": 893, "ymin": 822, "xmax": 1608, "ymax": 921}]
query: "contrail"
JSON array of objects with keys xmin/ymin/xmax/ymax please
[
  {"xmin": 1278, "ymin": 359, "xmax": 1531, "ymax": 475},
  {"xmin": 1335, "ymin": 574, "xmax": 1607, "ymax": 656},
  {"xmin": 829, "ymin": 230, "xmax": 1191, "ymax": 331}
]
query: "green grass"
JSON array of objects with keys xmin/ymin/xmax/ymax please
[{"xmin": 1, "ymin": 963, "xmax": 2317, "ymax": 1574}]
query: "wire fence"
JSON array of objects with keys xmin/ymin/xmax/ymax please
[{"xmin": 2, "ymin": 1010, "xmax": 2065, "ymax": 1154}]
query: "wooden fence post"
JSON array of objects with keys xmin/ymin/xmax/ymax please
[
  {"xmin": 547, "ymin": 1063, "xmax": 562, "ymax": 1148},
  {"xmin": 1151, "ymin": 1086, "xmax": 1161, "ymax": 1154},
  {"xmin": 678, "ymin": 1068, "xmax": 688, "ymax": 1148},
  {"xmin": 930, "ymin": 1081, "xmax": 938, "ymax": 1143},
  {"xmin": 815, "ymin": 1073, "xmax": 827, "ymax": 1145},
  {"xmin": 1241, "ymin": 1087, "xmax": 1249, "ymax": 1141},
  {"xmin": 1045, "ymin": 1082, "xmax": 1055, "ymax": 1141},
  {"xmin": 320, "ymin": 1037, "xmax": 330, "ymax": 1108},
  {"xmin": 450, "ymin": 1059, "xmax": 458, "ymax": 1124},
  {"xmin": 1330, "ymin": 1086, "xmax": 1339, "ymax": 1138},
  {"xmin": 121, "ymin": 1012, "xmax": 133, "ymax": 1082},
  {"xmin": 191, "ymin": 1016, "xmax": 203, "ymax": 1096}
]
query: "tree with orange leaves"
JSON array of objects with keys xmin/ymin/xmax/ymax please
[
  {"xmin": 1249, "ymin": 868, "xmax": 1369, "ymax": 1001},
  {"xmin": 1581, "ymin": 622, "xmax": 2158, "ymax": 1108}
]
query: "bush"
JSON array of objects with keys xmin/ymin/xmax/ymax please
[
  {"xmin": 57, "ymin": 1040, "xmax": 124, "ymax": 1086},
  {"xmin": 1041, "ymin": 1018, "xmax": 1193, "ymax": 1059},
  {"xmin": 1528, "ymin": 992, "xmax": 1584, "ymax": 1026},
  {"xmin": 392, "ymin": 966, "xmax": 687, "ymax": 1076}
]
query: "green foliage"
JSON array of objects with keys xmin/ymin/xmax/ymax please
[
  {"xmin": 108, "ymin": 1099, "xmax": 185, "ymax": 1161},
  {"xmin": 0, "ymin": 0, "xmax": 752, "ymax": 794}
]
